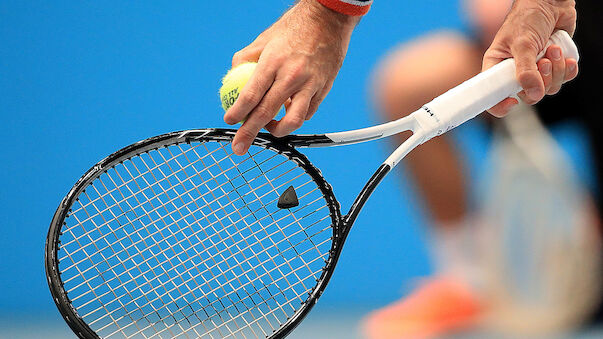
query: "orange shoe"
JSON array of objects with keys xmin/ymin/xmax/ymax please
[{"xmin": 363, "ymin": 278, "xmax": 483, "ymax": 339}]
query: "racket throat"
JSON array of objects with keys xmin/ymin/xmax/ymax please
[{"xmin": 342, "ymin": 163, "xmax": 392, "ymax": 235}]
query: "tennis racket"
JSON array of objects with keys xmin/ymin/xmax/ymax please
[{"xmin": 45, "ymin": 31, "xmax": 578, "ymax": 339}]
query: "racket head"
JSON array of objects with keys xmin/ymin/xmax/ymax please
[{"xmin": 45, "ymin": 129, "xmax": 343, "ymax": 338}]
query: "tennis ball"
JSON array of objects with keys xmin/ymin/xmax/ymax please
[{"xmin": 220, "ymin": 62, "xmax": 257, "ymax": 112}]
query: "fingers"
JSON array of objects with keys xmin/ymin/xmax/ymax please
[
  {"xmin": 488, "ymin": 98, "xmax": 520, "ymax": 118},
  {"xmin": 565, "ymin": 58, "xmax": 579, "ymax": 82},
  {"xmin": 223, "ymin": 62, "xmax": 276, "ymax": 125},
  {"xmin": 511, "ymin": 38, "xmax": 545, "ymax": 104},
  {"xmin": 265, "ymin": 89, "xmax": 314, "ymax": 137},
  {"xmin": 545, "ymin": 46, "xmax": 579, "ymax": 94},
  {"xmin": 547, "ymin": 45, "xmax": 565, "ymax": 95},
  {"xmin": 520, "ymin": 45, "xmax": 578, "ymax": 101},
  {"xmin": 226, "ymin": 54, "xmax": 327, "ymax": 155},
  {"xmin": 304, "ymin": 78, "xmax": 332, "ymax": 121},
  {"xmin": 487, "ymin": 43, "xmax": 579, "ymax": 117},
  {"xmin": 232, "ymin": 46, "xmax": 263, "ymax": 68},
  {"xmin": 230, "ymin": 80, "xmax": 295, "ymax": 155},
  {"xmin": 231, "ymin": 34, "xmax": 269, "ymax": 67},
  {"xmin": 482, "ymin": 0, "xmax": 578, "ymax": 117},
  {"xmin": 538, "ymin": 58, "xmax": 553, "ymax": 93},
  {"xmin": 230, "ymin": 63, "xmax": 315, "ymax": 155}
]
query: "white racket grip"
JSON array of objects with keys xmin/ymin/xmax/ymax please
[{"xmin": 416, "ymin": 30, "xmax": 578, "ymax": 141}]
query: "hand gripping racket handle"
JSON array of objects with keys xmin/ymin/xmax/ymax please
[{"xmin": 416, "ymin": 30, "xmax": 579, "ymax": 141}]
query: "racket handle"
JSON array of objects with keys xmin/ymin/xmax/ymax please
[{"xmin": 417, "ymin": 30, "xmax": 579, "ymax": 140}]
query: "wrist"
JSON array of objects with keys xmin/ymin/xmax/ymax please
[{"xmin": 301, "ymin": 0, "xmax": 361, "ymax": 31}]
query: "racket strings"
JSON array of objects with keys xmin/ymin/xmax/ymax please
[
  {"xmin": 93, "ymin": 160, "xmax": 224, "ymax": 337},
  {"xmin": 62, "ymin": 146, "xmax": 277, "ymax": 247},
  {"xmin": 65, "ymin": 178, "xmax": 328, "ymax": 321},
  {"xmin": 105, "ymin": 235, "xmax": 331, "ymax": 339},
  {"xmin": 102, "ymin": 143, "xmax": 323, "ymax": 337},
  {"xmin": 62, "ymin": 143, "xmax": 272, "ymax": 332},
  {"xmin": 70, "ymin": 165, "xmax": 207, "ymax": 338},
  {"xmin": 65, "ymin": 145, "xmax": 292, "ymax": 338},
  {"xmin": 240, "ymin": 145, "xmax": 327, "ymax": 261},
  {"xmin": 199, "ymin": 142, "xmax": 323, "ymax": 292},
  {"xmin": 66, "ymin": 182, "xmax": 325, "ymax": 301},
  {"xmin": 61, "ymin": 148, "xmax": 294, "ymax": 275},
  {"xmin": 195, "ymin": 143, "xmax": 310, "ymax": 291},
  {"xmin": 63, "ymin": 153, "xmax": 321, "ymax": 292},
  {"xmin": 57, "ymin": 140, "xmax": 334, "ymax": 338},
  {"xmin": 61, "ymin": 154, "xmax": 298, "ymax": 264}
]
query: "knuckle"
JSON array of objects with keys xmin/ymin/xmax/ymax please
[
  {"xmin": 232, "ymin": 50, "xmax": 245, "ymax": 65},
  {"xmin": 513, "ymin": 36, "xmax": 538, "ymax": 52},
  {"xmin": 307, "ymin": 106, "xmax": 318, "ymax": 120},
  {"xmin": 253, "ymin": 106, "xmax": 274, "ymax": 121},
  {"xmin": 565, "ymin": 7, "xmax": 577, "ymax": 23},
  {"xmin": 517, "ymin": 70, "xmax": 539, "ymax": 86},
  {"xmin": 482, "ymin": 50, "xmax": 495, "ymax": 63},
  {"xmin": 286, "ymin": 115, "xmax": 305, "ymax": 129},
  {"xmin": 269, "ymin": 53, "xmax": 286, "ymax": 66},
  {"xmin": 283, "ymin": 62, "xmax": 310, "ymax": 85},
  {"xmin": 237, "ymin": 128, "xmax": 257, "ymax": 142},
  {"xmin": 239, "ymin": 89, "xmax": 260, "ymax": 107}
]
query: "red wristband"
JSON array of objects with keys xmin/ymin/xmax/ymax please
[{"xmin": 316, "ymin": 0, "xmax": 372, "ymax": 16}]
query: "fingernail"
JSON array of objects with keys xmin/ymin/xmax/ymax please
[
  {"xmin": 551, "ymin": 48, "xmax": 561, "ymax": 60},
  {"xmin": 526, "ymin": 87, "xmax": 541, "ymax": 101},
  {"xmin": 232, "ymin": 142, "xmax": 245, "ymax": 155},
  {"xmin": 540, "ymin": 62, "xmax": 552, "ymax": 76},
  {"xmin": 224, "ymin": 113, "xmax": 233, "ymax": 124},
  {"xmin": 568, "ymin": 63, "xmax": 577, "ymax": 73},
  {"xmin": 507, "ymin": 99, "xmax": 519, "ymax": 109}
]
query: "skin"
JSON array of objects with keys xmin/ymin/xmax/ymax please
[
  {"xmin": 224, "ymin": 0, "xmax": 359, "ymax": 155},
  {"xmin": 484, "ymin": 0, "xmax": 579, "ymax": 116},
  {"xmin": 225, "ymin": 0, "xmax": 578, "ymax": 155}
]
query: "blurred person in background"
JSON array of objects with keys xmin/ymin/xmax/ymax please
[
  {"xmin": 363, "ymin": 0, "xmax": 603, "ymax": 338},
  {"xmin": 223, "ymin": 0, "xmax": 590, "ymax": 337}
]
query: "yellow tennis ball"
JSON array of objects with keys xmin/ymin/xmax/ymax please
[{"xmin": 220, "ymin": 62, "xmax": 257, "ymax": 112}]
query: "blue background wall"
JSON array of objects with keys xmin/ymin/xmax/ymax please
[{"xmin": 2, "ymin": 0, "xmax": 482, "ymax": 325}]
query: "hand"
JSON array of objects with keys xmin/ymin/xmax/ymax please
[
  {"xmin": 483, "ymin": 0, "xmax": 579, "ymax": 117},
  {"xmin": 224, "ymin": 0, "xmax": 360, "ymax": 155}
]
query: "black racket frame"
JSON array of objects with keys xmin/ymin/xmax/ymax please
[{"xmin": 45, "ymin": 128, "xmax": 391, "ymax": 338}]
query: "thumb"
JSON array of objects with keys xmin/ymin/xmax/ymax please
[
  {"xmin": 482, "ymin": 48, "xmax": 504, "ymax": 73},
  {"xmin": 482, "ymin": 39, "xmax": 521, "ymax": 117},
  {"xmin": 232, "ymin": 45, "xmax": 264, "ymax": 68},
  {"xmin": 510, "ymin": 37, "xmax": 545, "ymax": 104}
]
